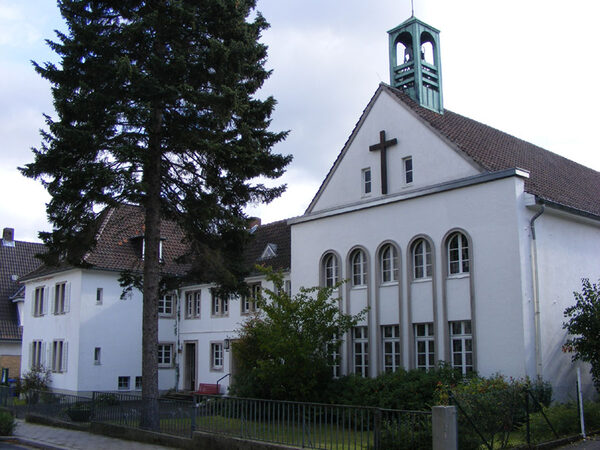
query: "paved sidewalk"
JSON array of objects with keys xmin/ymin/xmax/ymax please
[
  {"xmin": 6, "ymin": 419, "xmax": 176, "ymax": 449},
  {"xmin": 559, "ymin": 435, "xmax": 600, "ymax": 449}
]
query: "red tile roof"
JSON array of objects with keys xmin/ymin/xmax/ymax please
[{"xmin": 384, "ymin": 84, "xmax": 600, "ymax": 217}]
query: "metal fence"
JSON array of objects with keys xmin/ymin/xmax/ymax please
[{"xmin": 0, "ymin": 387, "xmax": 432, "ymax": 449}]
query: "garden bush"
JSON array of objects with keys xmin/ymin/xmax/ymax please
[
  {"xmin": 0, "ymin": 410, "xmax": 15, "ymax": 435},
  {"xmin": 524, "ymin": 401, "xmax": 600, "ymax": 443}
]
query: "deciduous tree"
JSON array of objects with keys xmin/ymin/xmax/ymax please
[
  {"xmin": 20, "ymin": 0, "xmax": 290, "ymax": 428},
  {"xmin": 563, "ymin": 278, "xmax": 600, "ymax": 393}
]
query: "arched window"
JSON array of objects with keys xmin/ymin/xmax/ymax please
[
  {"xmin": 380, "ymin": 244, "xmax": 398, "ymax": 283},
  {"xmin": 412, "ymin": 239, "xmax": 432, "ymax": 280},
  {"xmin": 447, "ymin": 232, "xmax": 469, "ymax": 275},
  {"xmin": 323, "ymin": 253, "xmax": 339, "ymax": 288},
  {"xmin": 351, "ymin": 249, "xmax": 367, "ymax": 287}
]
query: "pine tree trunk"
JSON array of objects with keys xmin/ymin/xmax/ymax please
[{"xmin": 140, "ymin": 106, "xmax": 163, "ymax": 430}]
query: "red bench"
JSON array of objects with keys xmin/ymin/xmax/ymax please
[{"xmin": 195, "ymin": 383, "xmax": 220, "ymax": 395}]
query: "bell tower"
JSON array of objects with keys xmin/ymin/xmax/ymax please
[{"xmin": 388, "ymin": 16, "xmax": 443, "ymax": 114}]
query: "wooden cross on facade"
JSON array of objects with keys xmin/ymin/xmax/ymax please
[{"xmin": 369, "ymin": 130, "xmax": 398, "ymax": 195}]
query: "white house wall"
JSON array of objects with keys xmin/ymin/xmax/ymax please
[
  {"xmin": 535, "ymin": 209, "xmax": 600, "ymax": 398},
  {"xmin": 291, "ymin": 175, "xmax": 530, "ymax": 379},
  {"xmin": 310, "ymin": 90, "xmax": 481, "ymax": 213}
]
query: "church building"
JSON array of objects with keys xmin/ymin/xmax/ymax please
[
  {"xmin": 289, "ymin": 16, "xmax": 600, "ymax": 397},
  {"xmin": 18, "ymin": 15, "xmax": 600, "ymax": 398}
]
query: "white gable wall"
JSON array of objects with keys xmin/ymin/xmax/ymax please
[{"xmin": 310, "ymin": 90, "xmax": 481, "ymax": 213}]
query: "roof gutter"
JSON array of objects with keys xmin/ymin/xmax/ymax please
[{"xmin": 529, "ymin": 201, "xmax": 545, "ymax": 379}]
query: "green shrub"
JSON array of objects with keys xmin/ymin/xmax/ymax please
[
  {"xmin": 65, "ymin": 402, "xmax": 92, "ymax": 422},
  {"xmin": 378, "ymin": 417, "xmax": 432, "ymax": 450},
  {"xmin": 524, "ymin": 401, "xmax": 600, "ymax": 443},
  {"xmin": 17, "ymin": 366, "xmax": 51, "ymax": 404},
  {"xmin": 0, "ymin": 410, "xmax": 15, "ymax": 435}
]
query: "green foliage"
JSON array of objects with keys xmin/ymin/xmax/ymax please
[
  {"xmin": 379, "ymin": 417, "xmax": 432, "ymax": 450},
  {"xmin": 231, "ymin": 269, "xmax": 366, "ymax": 402},
  {"xmin": 523, "ymin": 401, "xmax": 600, "ymax": 442},
  {"xmin": 437, "ymin": 375, "xmax": 553, "ymax": 450},
  {"xmin": 65, "ymin": 401, "xmax": 92, "ymax": 422},
  {"xmin": 327, "ymin": 363, "xmax": 465, "ymax": 410},
  {"xmin": 0, "ymin": 410, "xmax": 15, "ymax": 436},
  {"xmin": 563, "ymin": 278, "xmax": 600, "ymax": 393},
  {"xmin": 17, "ymin": 366, "xmax": 51, "ymax": 403}
]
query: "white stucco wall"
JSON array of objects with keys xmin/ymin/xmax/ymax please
[
  {"xmin": 292, "ymin": 175, "xmax": 530, "ymax": 379},
  {"xmin": 310, "ymin": 90, "xmax": 481, "ymax": 212}
]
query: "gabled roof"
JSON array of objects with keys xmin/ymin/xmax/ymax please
[
  {"xmin": 0, "ymin": 238, "xmax": 45, "ymax": 341},
  {"xmin": 22, "ymin": 204, "xmax": 189, "ymax": 280},
  {"xmin": 307, "ymin": 83, "xmax": 600, "ymax": 218},
  {"xmin": 244, "ymin": 220, "xmax": 291, "ymax": 274}
]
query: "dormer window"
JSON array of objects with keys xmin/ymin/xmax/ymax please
[
  {"xmin": 136, "ymin": 237, "xmax": 164, "ymax": 261},
  {"xmin": 260, "ymin": 243, "xmax": 278, "ymax": 260}
]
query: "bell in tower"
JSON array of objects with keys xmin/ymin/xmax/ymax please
[{"xmin": 388, "ymin": 16, "xmax": 443, "ymax": 114}]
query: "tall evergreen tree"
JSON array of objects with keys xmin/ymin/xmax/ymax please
[{"xmin": 21, "ymin": 0, "xmax": 290, "ymax": 428}]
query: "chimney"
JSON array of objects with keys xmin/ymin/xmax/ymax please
[{"xmin": 2, "ymin": 228, "xmax": 15, "ymax": 247}]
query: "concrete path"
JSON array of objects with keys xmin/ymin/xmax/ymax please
[
  {"xmin": 558, "ymin": 435, "xmax": 600, "ymax": 449},
  {"xmin": 3, "ymin": 419, "xmax": 176, "ymax": 449}
]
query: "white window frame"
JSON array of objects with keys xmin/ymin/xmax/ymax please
[
  {"xmin": 415, "ymin": 323, "xmax": 435, "ymax": 370},
  {"xmin": 52, "ymin": 340, "xmax": 67, "ymax": 373},
  {"xmin": 185, "ymin": 291, "xmax": 201, "ymax": 319},
  {"xmin": 158, "ymin": 294, "xmax": 174, "ymax": 317},
  {"xmin": 33, "ymin": 286, "xmax": 46, "ymax": 317},
  {"xmin": 351, "ymin": 250, "xmax": 367, "ymax": 287},
  {"xmin": 242, "ymin": 283, "xmax": 261, "ymax": 314},
  {"xmin": 380, "ymin": 244, "xmax": 399, "ymax": 283},
  {"xmin": 135, "ymin": 376, "xmax": 142, "ymax": 390},
  {"xmin": 412, "ymin": 239, "xmax": 432, "ymax": 280},
  {"xmin": 448, "ymin": 233, "xmax": 470, "ymax": 275},
  {"xmin": 323, "ymin": 254, "xmax": 338, "ymax": 288},
  {"xmin": 118, "ymin": 376, "xmax": 130, "ymax": 390},
  {"xmin": 382, "ymin": 325, "xmax": 401, "ymax": 373},
  {"xmin": 353, "ymin": 326, "xmax": 369, "ymax": 377},
  {"xmin": 450, "ymin": 320, "xmax": 473, "ymax": 375},
  {"xmin": 362, "ymin": 167, "xmax": 372, "ymax": 195},
  {"xmin": 403, "ymin": 156, "xmax": 413, "ymax": 184},
  {"xmin": 53, "ymin": 282, "xmax": 70, "ymax": 315},
  {"xmin": 30, "ymin": 340, "xmax": 44, "ymax": 369},
  {"xmin": 158, "ymin": 343, "xmax": 174, "ymax": 368},
  {"xmin": 210, "ymin": 342, "xmax": 224, "ymax": 371},
  {"xmin": 211, "ymin": 291, "xmax": 229, "ymax": 317}
]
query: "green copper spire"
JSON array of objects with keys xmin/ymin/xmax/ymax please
[{"xmin": 388, "ymin": 17, "xmax": 443, "ymax": 114}]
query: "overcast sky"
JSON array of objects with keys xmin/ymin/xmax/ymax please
[{"xmin": 1, "ymin": 0, "xmax": 599, "ymax": 242}]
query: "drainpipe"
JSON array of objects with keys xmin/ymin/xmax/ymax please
[{"xmin": 529, "ymin": 203, "xmax": 545, "ymax": 378}]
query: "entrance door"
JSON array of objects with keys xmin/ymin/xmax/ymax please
[{"xmin": 184, "ymin": 342, "xmax": 196, "ymax": 391}]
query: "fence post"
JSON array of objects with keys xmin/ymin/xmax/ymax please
[
  {"xmin": 432, "ymin": 406, "xmax": 457, "ymax": 450},
  {"xmin": 373, "ymin": 408, "xmax": 382, "ymax": 450}
]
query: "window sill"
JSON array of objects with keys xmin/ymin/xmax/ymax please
[
  {"xmin": 447, "ymin": 273, "xmax": 470, "ymax": 280},
  {"xmin": 210, "ymin": 367, "xmax": 224, "ymax": 372},
  {"xmin": 159, "ymin": 314, "xmax": 175, "ymax": 319},
  {"xmin": 411, "ymin": 277, "xmax": 432, "ymax": 284},
  {"xmin": 158, "ymin": 365, "xmax": 173, "ymax": 369},
  {"xmin": 380, "ymin": 281, "xmax": 399, "ymax": 287},
  {"xmin": 351, "ymin": 285, "xmax": 368, "ymax": 290},
  {"xmin": 211, "ymin": 314, "xmax": 230, "ymax": 318},
  {"xmin": 184, "ymin": 316, "xmax": 201, "ymax": 320}
]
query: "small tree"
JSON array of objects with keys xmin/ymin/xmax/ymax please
[
  {"xmin": 563, "ymin": 278, "xmax": 600, "ymax": 393},
  {"xmin": 231, "ymin": 269, "xmax": 366, "ymax": 402}
]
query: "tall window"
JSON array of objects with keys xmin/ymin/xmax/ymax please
[
  {"xmin": 30, "ymin": 341, "xmax": 43, "ymax": 369},
  {"xmin": 403, "ymin": 157, "xmax": 413, "ymax": 184},
  {"xmin": 380, "ymin": 244, "xmax": 399, "ymax": 283},
  {"xmin": 351, "ymin": 249, "xmax": 367, "ymax": 287},
  {"xmin": 33, "ymin": 286, "xmax": 45, "ymax": 317},
  {"xmin": 450, "ymin": 321, "xmax": 473, "ymax": 374},
  {"xmin": 382, "ymin": 325, "xmax": 401, "ymax": 373},
  {"xmin": 362, "ymin": 168, "xmax": 372, "ymax": 195},
  {"xmin": 329, "ymin": 340, "xmax": 340, "ymax": 379},
  {"xmin": 158, "ymin": 294, "xmax": 174, "ymax": 316},
  {"xmin": 211, "ymin": 291, "xmax": 229, "ymax": 317},
  {"xmin": 185, "ymin": 291, "xmax": 201, "ymax": 319},
  {"xmin": 52, "ymin": 340, "xmax": 67, "ymax": 373},
  {"xmin": 412, "ymin": 239, "xmax": 432, "ymax": 279},
  {"xmin": 414, "ymin": 323, "xmax": 434, "ymax": 370},
  {"xmin": 135, "ymin": 376, "xmax": 142, "ymax": 390},
  {"xmin": 94, "ymin": 347, "xmax": 101, "ymax": 365},
  {"xmin": 211, "ymin": 343, "xmax": 224, "ymax": 370},
  {"xmin": 158, "ymin": 344, "xmax": 173, "ymax": 367},
  {"xmin": 353, "ymin": 326, "xmax": 369, "ymax": 377},
  {"xmin": 53, "ymin": 282, "xmax": 68, "ymax": 314},
  {"xmin": 447, "ymin": 232, "xmax": 470, "ymax": 275},
  {"xmin": 242, "ymin": 283, "xmax": 261, "ymax": 314},
  {"xmin": 323, "ymin": 253, "xmax": 339, "ymax": 288},
  {"xmin": 96, "ymin": 288, "xmax": 103, "ymax": 305}
]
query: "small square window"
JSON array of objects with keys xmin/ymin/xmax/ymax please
[
  {"xmin": 403, "ymin": 157, "xmax": 413, "ymax": 184},
  {"xmin": 362, "ymin": 168, "xmax": 372, "ymax": 195},
  {"xmin": 158, "ymin": 344, "xmax": 174, "ymax": 367},
  {"xmin": 158, "ymin": 294, "xmax": 174, "ymax": 317},
  {"xmin": 94, "ymin": 347, "xmax": 101, "ymax": 365},
  {"xmin": 118, "ymin": 376, "xmax": 130, "ymax": 390}
]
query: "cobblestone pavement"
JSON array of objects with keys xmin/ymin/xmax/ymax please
[{"xmin": 5, "ymin": 419, "xmax": 176, "ymax": 450}]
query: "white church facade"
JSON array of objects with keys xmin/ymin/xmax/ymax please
[{"xmin": 19, "ymin": 16, "xmax": 600, "ymax": 398}]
